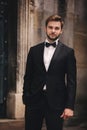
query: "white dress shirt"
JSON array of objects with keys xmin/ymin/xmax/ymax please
[{"xmin": 43, "ymin": 39, "xmax": 59, "ymax": 90}]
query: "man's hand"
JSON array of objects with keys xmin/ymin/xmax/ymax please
[{"xmin": 60, "ymin": 108, "xmax": 74, "ymax": 120}]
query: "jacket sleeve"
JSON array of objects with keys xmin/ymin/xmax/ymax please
[
  {"xmin": 22, "ymin": 47, "xmax": 34, "ymax": 105},
  {"xmin": 66, "ymin": 49, "xmax": 77, "ymax": 110}
]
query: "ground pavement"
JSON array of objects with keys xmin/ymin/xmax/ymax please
[{"xmin": 0, "ymin": 119, "xmax": 87, "ymax": 130}]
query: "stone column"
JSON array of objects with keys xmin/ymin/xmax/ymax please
[{"xmin": 7, "ymin": 0, "xmax": 30, "ymax": 118}]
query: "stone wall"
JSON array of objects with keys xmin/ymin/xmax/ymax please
[{"xmin": 74, "ymin": 0, "xmax": 87, "ymax": 123}]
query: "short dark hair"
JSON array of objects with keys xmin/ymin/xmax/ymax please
[{"xmin": 45, "ymin": 14, "xmax": 64, "ymax": 29}]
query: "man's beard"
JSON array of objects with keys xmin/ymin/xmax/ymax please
[{"xmin": 46, "ymin": 33, "xmax": 60, "ymax": 41}]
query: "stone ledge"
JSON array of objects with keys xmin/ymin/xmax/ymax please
[{"xmin": 7, "ymin": 92, "xmax": 25, "ymax": 119}]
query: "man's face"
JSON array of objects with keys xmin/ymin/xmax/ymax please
[{"xmin": 45, "ymin": 21, "xmax": 62, "ymax": 42}]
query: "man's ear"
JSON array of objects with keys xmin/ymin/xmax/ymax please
[{"xmin": 60, "ymin": 29, "xmax": 63, "ymax": 34}]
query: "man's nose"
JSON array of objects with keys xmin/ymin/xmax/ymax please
[{"xmin": 52, "ymin": 28, "xmax": 55, "ymax": 32}]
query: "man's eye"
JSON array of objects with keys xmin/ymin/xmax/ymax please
[
  {"xmin": 48, "ymin": 26, "xmax": 53, "ymax": 29},
  {"xmin": 55, "ymin": 27, "xmax": 60, "ymax": 30}
]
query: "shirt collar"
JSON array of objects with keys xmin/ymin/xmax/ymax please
[{"xmin": 45, "ymin": 38, "xmax": 59, "ymax": 45}]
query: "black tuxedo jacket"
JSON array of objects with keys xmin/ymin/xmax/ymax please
[{"xmin": 23, "ymin": 41, "xmax": 76, "ymax": 110}]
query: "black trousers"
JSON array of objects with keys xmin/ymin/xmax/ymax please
[{"xmin": 25, "ymin": 92, "xmax": 64, "ymax": 130}]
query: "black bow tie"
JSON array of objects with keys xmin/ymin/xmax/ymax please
[{"xmin": 45, "ymin": 42, "xmax": 56, "ymax": 47}]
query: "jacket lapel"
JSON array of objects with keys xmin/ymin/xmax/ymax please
[
  {"xmin": 47, "ymin": 42, "xmax": 63, "ymax": 72},
  {"xmin": 39, "ymin": 43, "xmax": 46, "ymax": 72}
]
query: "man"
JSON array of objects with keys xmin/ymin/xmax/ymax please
[{"xmin": 23, "ymin": 14, "xmax": 77, "ymax": 130}]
